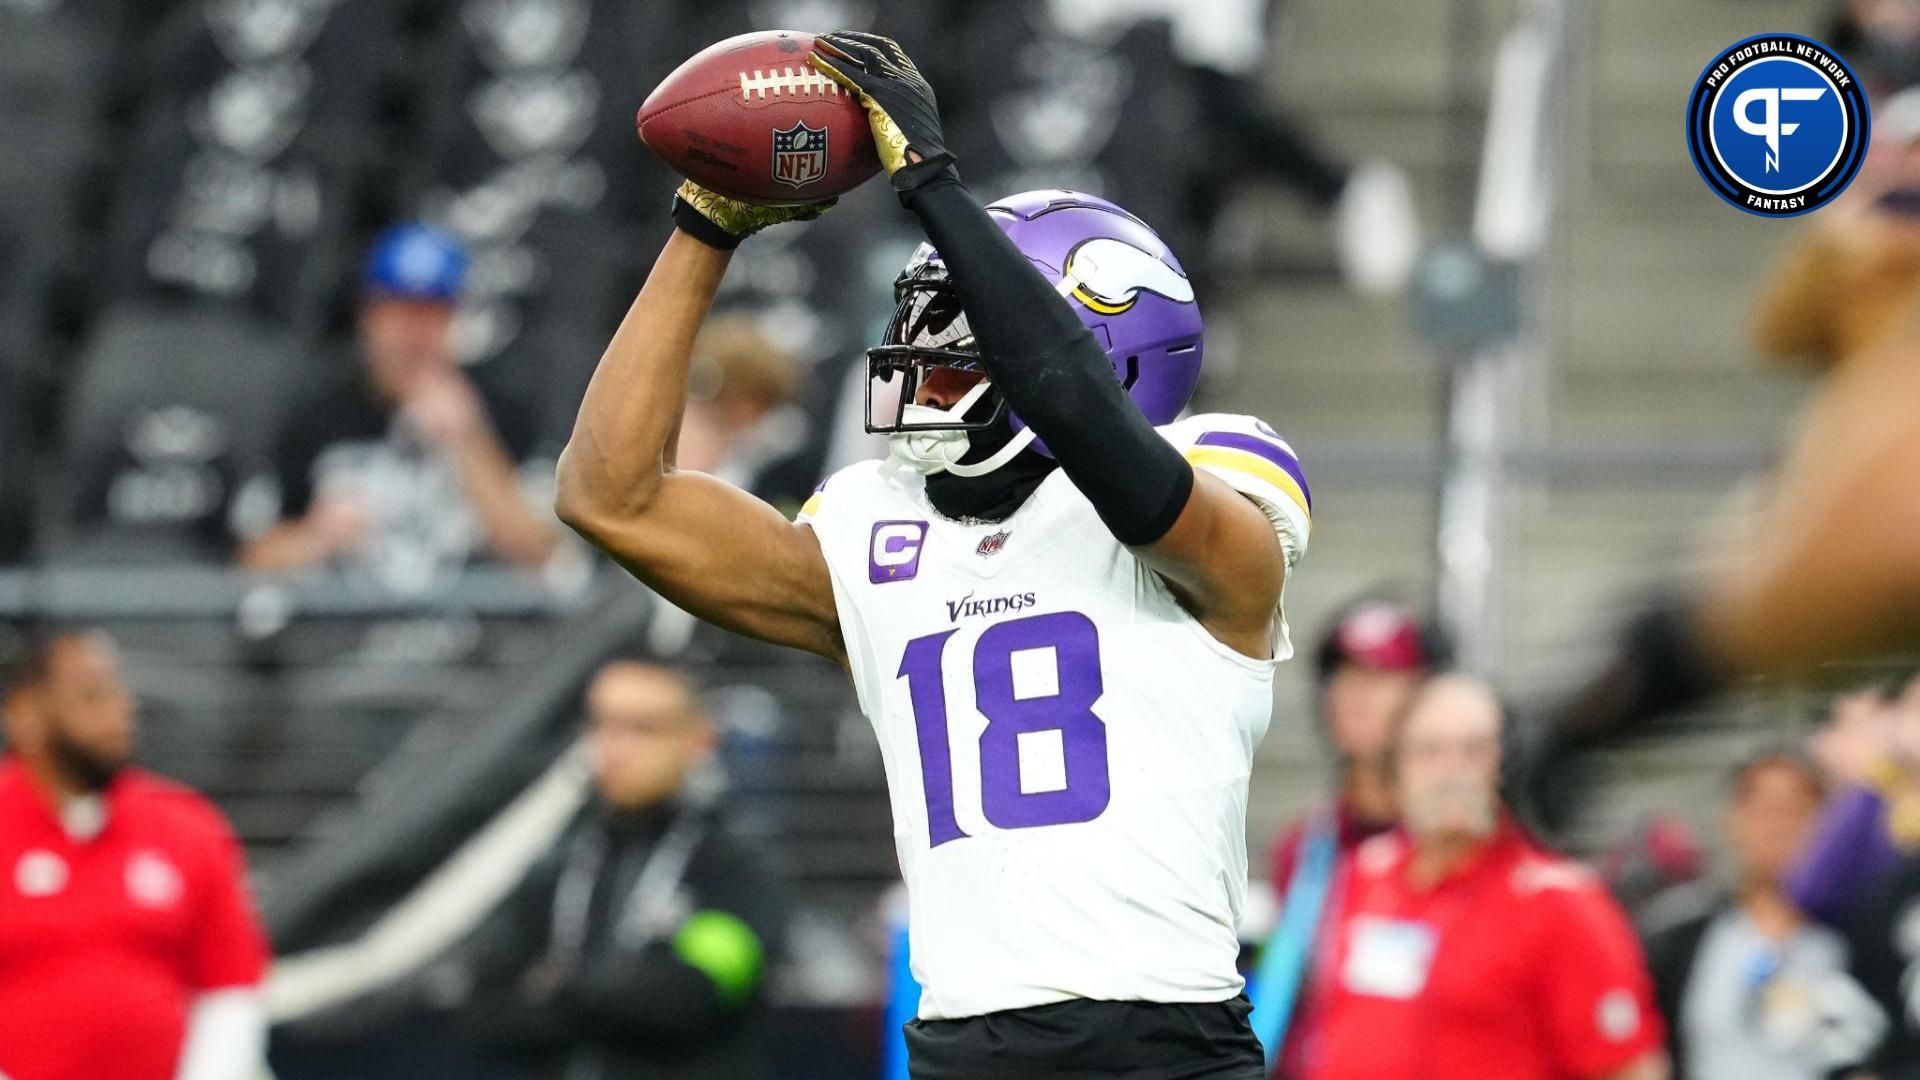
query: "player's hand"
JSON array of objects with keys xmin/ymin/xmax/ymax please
[
  {"xmin": 670, "ymin": 179, "xmax": 833, "ymax": 251},
  {"xmin": 1811, "ymin": 689, "xmax": 1897, "ymax": 787},
  {"xmin": 809, "ymin": 31, "xmax": 954, "ymax": 190}
]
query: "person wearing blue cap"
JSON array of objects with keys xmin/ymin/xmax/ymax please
[{"xmin": 237, "ymin": 224, "xmax": 558, "ymax": 578}]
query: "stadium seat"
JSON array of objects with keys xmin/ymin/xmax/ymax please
[
  {"xmin": 53, "ymin": 302, "xmax": 299, "ymax": 564},
  {"xmin": 0, "ymin": 0, "xmax": 142, "ymax": 123},
  {"xmin": 134, "ymin": 0, "xmax": 411, "ymax": 125},
  {"xmin": 0, "ymin": 109, "xmax": 99, "ymax": 230},
  {"xmin": 0, "ymin": 111, "xmax": 97, "ymax": 418},
  {"xmin": 0, "ymin": 364, "xmax": 32, "ymax": 565},
  {"xmin": 88, "ymin": 0, "xmax": 430, "ymax": 330},
  {"xmin": 0, "ymin": 220, "xmax": 26, "ymax": 376},
  {"xmin": 405, "ymin": 0, "xmax": 688, "ymax": 222},
  {"xmin": 97, "ymin": 95, "xmax": 366, "ymax": 334},
  {"xmin": 940, "ymin": 7, "xmax": 1202, "ymax": 258}
]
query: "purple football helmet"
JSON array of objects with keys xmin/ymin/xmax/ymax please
[{"xmin": 867, "ymin": 190, "xmax": 1203, "ymax": 464}]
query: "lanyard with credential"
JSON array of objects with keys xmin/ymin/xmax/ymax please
[
  {"xmin": 1251, "ymin": 811, "xmax": 1339, "ymax": 1064},
  {"xmin": 548, "ymin": 807, "xmax": 709, "ymax": 964}
]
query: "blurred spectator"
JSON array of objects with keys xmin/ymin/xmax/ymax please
[
  {"xmin": 1784, "ymin": 670, "xmax": 1920, "ymax": 1077},
  {"xmin": 1526, "ymin": 189, "xmax": 1920, "ymax": 831},
  {"xmin": 938, "ymin": 0, "xmax": 1418, "ymax": 298},
  {"xmin": 674, "ymin": 314, "xmax": 807, "ymax": 498},
  {"xmin": 239, "ymin": 222, "xmax": 559, "ymax": 581},
  {"xmin": 1789, "ymin": 671, "xmax": 1920, "ymax": 928},
  {"xmin": 1145, "ymin": 0, "xmax": 1420, "ymax": 295},
  {"xmin": 1259, "ymin": 597, "xmax": 1445, "ymax": 1078},
  {"xmin": 429, "ymin": 660, "xmax": 787, "ymax": 1080},
  {"xmin": 1315, "ymin": 674, "xmax": 1667, "ymax": 1080},
  {"xmin": 1750, "ymin": 181, "xmax": 1920, "ymax": 378},
  {"xmin": 1598, "ymin": 816, "xmax": 1708, "ymax": 931},
  {"xmin": 1644, "ymin": 751, "xmax": 1878, "ymax": 1080},
  {"xmin": 0, "ymin": 629, "xmax": 270, "ymax": 1080},
  {"xmin": 1852, "ymin": 0, "xmax": 1920, "ymax": 99}
]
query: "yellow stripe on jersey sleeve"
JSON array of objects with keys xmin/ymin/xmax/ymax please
[
  {"xmin": 1183, "ymin": 446, "xmax": 1313, "ymax": 524},
  {"xmin": 798, "ymin": 492, "xmax": 823, "ymax": 520}
]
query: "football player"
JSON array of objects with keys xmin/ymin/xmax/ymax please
[{"xmin": 555, "ymin": 31, "xmax": 1310, "ymax": 1079}]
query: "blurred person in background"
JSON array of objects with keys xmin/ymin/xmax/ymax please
[
  {"xmin": 238, "ymin": 222, "xmax": 559, "ymax": 578},
  {"xmin": 1850, "ymin": 0, "xmax": 1920, "ymax": 99},
  {"xmin": 1164, "ymin": 0, "xmax": 1419, "ymax": 296},
  {"xmin": 1597, "ymin": 817, "xmax": 1708, "ymax": 933},
  {"xmin": 1525, "ymin": 156, "xmax": 1920, "ymax": 832},
  {"xmin": 1029, "ymin": 0, "xmax": 1419, "ymax": 295},
  {"xmin": 1785, "ymin": 672, "xmax": 1920, "ymax": 929},
  {"xmin": 1258, "ymin": 597, "xmax": 1446, "ymax": 1078},
  {"xmin": 889, "ymin": 0, "xmax": 1417, "ymax": 440},
  {"xmin": 429, "ymin": 659, "xmax": 786, "ymax": 1080},
  {"xmin": 673, "ymin": 313, "xmax": 806, "ymax": 498},
  {"xmin": 1643, "ymin": 750, "xmax": 1880, "ymax": 1080},
  {"xmin": 0, "ymin": 629, "xmax": 270, "ymax": 1080},
  {"xmin": 1781, "ymin": 670, "xmax": 1920, "ymax": 1077},
  {"xmin": 1314, "ymin": 674, "xmax": 1667, "ymax": 1080}
]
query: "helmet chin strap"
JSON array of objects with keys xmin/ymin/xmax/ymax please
[
  {"xmin": 943, "ymin": 426, "xmax": 1037, "ymax": 477},
  {"xmin": 888, "ymin": 379, "xmax": 1037, "ymax": 478}
]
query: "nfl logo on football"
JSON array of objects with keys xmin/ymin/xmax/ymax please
[{"xmin": 772, "ymin": 121, "xmax": 828, "ymax": 189}]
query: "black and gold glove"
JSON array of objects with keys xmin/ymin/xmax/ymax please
[
  {"xmin": 809, "ymin": 31, "xmax": 955, "ymax": 195},
  {"xmin": 670, "ymin": 180, "xmax": 832, "ymax": 251}
]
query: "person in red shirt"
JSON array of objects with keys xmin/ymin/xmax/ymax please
[
  {"xmin": 0, "ymin": 629, "xmax": 271, "ymax": 1080},
  {"xmin": 1314, "ymin": 674, "xmax": 1667, "ymax": 1080},
  {"xmin": 1261, "ymin": 598, "xmax": 1447, "ymax": 1077}
]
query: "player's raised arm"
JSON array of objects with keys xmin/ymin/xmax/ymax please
[
  {"xmin": 811, "ymin": 33, "xmax": 1287, "ymax": 657},
  {"xmin": 554, "ymin": 184, "xmax": 844, "ymax": 663}
]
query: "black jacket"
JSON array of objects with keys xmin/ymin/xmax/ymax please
[
  {"xmin": 1845, "ymin": 854, "xmax": 1920, "ymax": 1080},
  {"xmin": 1644, "ymin": 889, "xmax": 1877, "ymax": 1080},
  {"xmin": 447, "ymin": 796, "xmax": 788, "ymax": 1080},
  {"xmin": 1642, "ymin": 895, "xmax": 1720, "ymax": 1080}
]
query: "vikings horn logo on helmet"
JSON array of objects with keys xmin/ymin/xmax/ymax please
[{"xmin": 1060, "ymin": 237, "xmax": 1197, "ymax": 316}]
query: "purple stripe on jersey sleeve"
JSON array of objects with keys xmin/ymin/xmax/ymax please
[{"xmin": 1195, "ymin": 431, "xmax": 1312, "ymax": 509}]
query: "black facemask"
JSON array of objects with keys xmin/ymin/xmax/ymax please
[{"xmin": 922, "ymin": 413, "xmax": 1057, "ymax": 522}]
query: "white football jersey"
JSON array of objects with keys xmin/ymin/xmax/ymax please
[{"xmin": 797, "ymin": 412, "xmax": 1312, "ymax": 1020}]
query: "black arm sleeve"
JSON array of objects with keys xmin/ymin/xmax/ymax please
[{"xmin": 899, "ymin": 172, "xmax": 1194, "ymax": 546}]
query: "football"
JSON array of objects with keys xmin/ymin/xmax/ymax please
[{"xmin": 637, "ymin": 30, "xmax": 882, "ymax": 207}]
